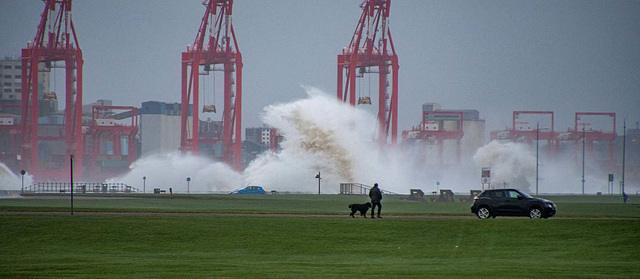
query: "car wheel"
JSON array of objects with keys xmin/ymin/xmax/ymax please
[
  {"xmin": 529, "ymin": 207, "xmax": 543, "ymax": 219},
  {"xmin": 476, "ymin": 206, "xmax": 491, "ymax": 219}
]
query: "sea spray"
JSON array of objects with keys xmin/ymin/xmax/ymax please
[
  {"xmin": 473, "ymin": 140, "xmax": 613, "ymax": 194},
  {"xmin": 473, "ymin": 141, "xmax": 536, "ymax": 192},
  {"xmin": 109, "ymin": 86, "xmax": 616, "ymax": 195},
  {"xmin": 245, "ymin": 87, "xmax": 478, "ymax": 193},
  {"xmin": 0, "ymin": 162, "xmax": 33, "ymax": 192},
  {"xmin": 107, "ymin": 152, "xmax": 242, "ymax": 193},
  {"xmin": 111, "ymin": 87, "xmax": 480, "ymax": 194},
  {"xmin": 245, "ymin": 87, "xmax": 375, "ymax": 192}
]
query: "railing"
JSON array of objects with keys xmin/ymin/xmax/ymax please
[
  {"xmin": 339, "ymin": 183, "xmax": 397, "ymax": 195},
  {"xmin": 24, "ymin": 182, "xmax": 138, "ymax": 194}
]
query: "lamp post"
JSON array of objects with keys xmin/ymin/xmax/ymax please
[
  {"xmin": 186, "ymin": 177, "xmax": 191, "ymax": 194},
  {"xmin": 70, "ymin": 154, "xmax": 74, "ymax": 216},
  {"xmin": 622, "ymin": 120, "xmax": 626, "ymax": 196},
  {"xmin": 20, "ymin": 170, "xmax": 25, "ymax": 194},
  {"xmin": 315, "ymin": 172, "xmax": 321, "ymax": 195},
  {"xmin": 536, "ymin": 122, "xmax": 539, "ymax": 195},
  {"xmin": 582, "ymin": 124, "xmax": 586, "ymax": 195},
  {"xmin": 143, "ymin": 176, "xmax": 146, "ymax": 194}
]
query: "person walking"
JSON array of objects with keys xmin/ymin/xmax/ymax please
[{"xmin": 369, "ymin": 183, "xmax": 383, "ymax": 218}]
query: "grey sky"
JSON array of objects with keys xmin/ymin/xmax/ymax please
[{"xmin": 1, "ymin": 0, "xmax": 639, "ymax": 137}]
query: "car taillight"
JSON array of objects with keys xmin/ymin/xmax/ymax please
[{"xmin": 473, "ymin": 196, "xmax": 479, "ymax": 201}]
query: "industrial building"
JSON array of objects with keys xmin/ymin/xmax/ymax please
[
  {"xmin": 243, "ymin": 126, "xmax": 281, "ymax": 166},
  {"xmin": 139, "ymin": 101, "xmax": 248, "ymax": 167},
  {"xmin": 139, "ymin": 101, "xmax": 187, "ymax": 156},
  {"xmin": 245, "ymin": 126, "xmax": 275, "ymax": 147},
  {"xmin": 1, "ymin": 57, "xmax": 55, "ymax": 117},
  {"xmin": 402, "ymin": 103, "xmax": 486, "ymax": 165}
]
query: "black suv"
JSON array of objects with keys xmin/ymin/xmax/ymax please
[{"xmin": 471, "ymin": 188, "xmax": 556, "ymax": 219}]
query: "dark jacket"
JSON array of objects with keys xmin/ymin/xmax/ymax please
[{"xmin": 369, "ymin": 186, "xmax": 382, "ymax": 202}]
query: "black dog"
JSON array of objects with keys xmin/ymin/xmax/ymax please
[{"xmin": 349, "ymin": 202, "xmax": 372, "ymax": 218}]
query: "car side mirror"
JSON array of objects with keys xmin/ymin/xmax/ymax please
[{"xmin": 517, "ymin": 196, "xmax": 523, "ymax": 200}]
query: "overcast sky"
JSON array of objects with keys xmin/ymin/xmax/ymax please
[{"xmin": 1, "ymin": 0, "xmax": 639, "ymax": 138}]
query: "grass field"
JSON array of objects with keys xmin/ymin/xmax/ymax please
[
  {"xmin": 1, "ymin": 194, "xmax": 639, "ymax": 278},
  {"xmin": 2, "ymin": 193, "xmax": 639, "ymax": 218}
]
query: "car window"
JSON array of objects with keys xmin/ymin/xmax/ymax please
[
  {"xmin": 507, "ymin": 190, "xmax": 521, "ymax": 199},
  {"xmin": 493, "ymin": 191, "xmax": 504, "ymax": 198}
]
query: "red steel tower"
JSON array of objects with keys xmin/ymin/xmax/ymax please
[
  {"xmin": 181, "ymin": 0, "xmax": 243, "ymax": 171},
  {"xmin": 21, "ymin": 0, "xmax": 84, "ymax": 179},
  {"xmin": 88, "ymin": 106, "xmax": 139, "ymax": 180},
  {"xmin": 338, "ymin": 0, "xmax": 399, "ymax": 145},
  {"xmin": 402, "ymin": 111, "xmax": 464, "ymax": 165},
  {"xmin": 490, "ymin": 111, "xmax": 557, "ymax": 156}
]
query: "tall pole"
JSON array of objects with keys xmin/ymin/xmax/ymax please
[
  {"xmin": 70, "ymin": 154, "xmax": 74, "ymax": 216},
  {"xmin": 20, "ymin": 170, "xmax": 25, "ymax": 194},
  {"xmin": 536, "ymin": 122, "xmax": 539, "ymax": 195},
  {"xmin": 143, "ymin": 176, "xmax": 146, "ymax": 194},
  {"xmin": 622, "ymin": 120, "xmax": 626, "ymax": 195},
  {"xmin": 315, "ymin": 172, "xmax": 321, "ymax": 195},
  {"xmin": 582, "ymin": 124, "xmax": 586, "ymax": 195}
]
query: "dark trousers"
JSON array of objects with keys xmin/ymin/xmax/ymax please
[{"xmin": 371, "ymin": 201, "xmax": 381, "ymax": 217}]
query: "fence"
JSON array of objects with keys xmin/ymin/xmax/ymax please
[
  {"xmin": 339, "ymin": 183, "xmax": 397, "ymax": 195},
  {"xmin": 23, "ymin": 182, "xmax": 138, "ymax": 194}
]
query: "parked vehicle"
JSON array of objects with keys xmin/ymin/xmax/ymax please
[
  {"xmin": 230, "ymin": 186, "xmax": 266, "ymax": 194},
  {"xmin": 470, "ymin": 188, "xmax": 556, "ymax": 219}
]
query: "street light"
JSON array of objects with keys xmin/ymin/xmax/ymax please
[
  {"xmin": 186, "ymin": 177, "xmax": 191, "ymax": 194},
  {"xmin": 536, "ymin": 122, "xmax": 539, "ymax": 195},
  {"xmin": 315, "ymin": 172, "xmax": 321, "ymax": 195},
  {"xmin": 143, "ymin": 176, "xmax": 146, "ymax": 194},
  {"xmin": 20, "ymin": 169, "xmax": 25, "ymax": 194},
  {"xmin": 582, "ymin": 124, "xmax": 586, "ymax": 195},
  {"xmin": 70, "ymin": 154, "xmax": 74, "ymax": 216},
  {"xmin": 622, "ymin": 120, "xmax": 626, "ymax": 196}
]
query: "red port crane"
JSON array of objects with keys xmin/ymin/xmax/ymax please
[
  {"xmin": 181, "ymin": 0, "xmax": 243, "ymax": 171},
  {"xmin": 338, "ymin": 0, "xmax": 399, "ymax": 145},
  {"xmin": 489, "ymin": 111, "xmax": 558, "ymax": 157},
  {"xmin": 21, "ymin": 0, "xmax": 84, "ymax": 180},
  {"xmin": 574, "ymin": 112, "xmax": 616, "ymax": 173}
]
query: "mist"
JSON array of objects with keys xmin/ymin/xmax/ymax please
[
  {"xmin": 3, "ymin": 87, "xmax": 616, "ymax": 195},
  {"xmin": 107, "ymin": 152, "xmax": 242, "ymax": 194},
  {"xmin": 108, "ymin": 87, "xmax": 480, "ymax": 194},
  {"xmin": 0, "ymin": 162, "xmax": 33, "ymax": 195},
  {"xmin": 473, "ymin": 140, "xmax": 615, "ymax": 194}
]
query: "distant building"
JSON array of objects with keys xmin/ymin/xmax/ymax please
[
  {"xmin": 82, "ymin": 99, "xmax": 112, "ymax": 115},
  {"xmin": 139, "ymin": 101, "xmax": 190, "ymax": 156},
  {"xmin": 421, "ymin": 103, "xmax": 486, "ymax": 161},
  {"xmin": 403, "ymin": 103, "xmax": 486, "ymax": 165},
  {"xmin": 243, "ymin": 126, "xmax": 281, "ymax": 165},
  {"xmin": 0, "ymin": 57, "xmax": 54, "ymax": 116},
  {"xmin": 246, "ymin": 126, "xmax": 273, "ymax": 146},
  {"xmin": 198, "ymin": 118, "xmax": 224, "ymax": 159}
]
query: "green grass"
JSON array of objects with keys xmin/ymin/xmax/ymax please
[
  {"xmin": 2, "ymin": 193, "xmax": 639, "ymax": 218},
  {"xmin": 1, "ymin": 194, "xmax": 639, "ymax": 278},
  {"xmin": 1, "ymin": 215, "xmax": 638, "ymax": 278}
]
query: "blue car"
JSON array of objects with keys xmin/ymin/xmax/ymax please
[{"xmin": 230, "ymin": 186, "xmax": 266, "ymax": 194}]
